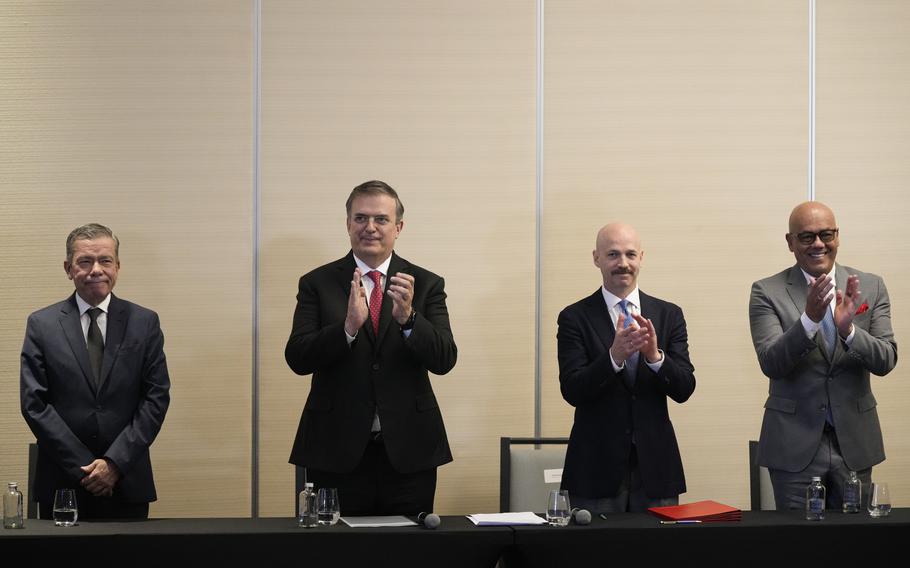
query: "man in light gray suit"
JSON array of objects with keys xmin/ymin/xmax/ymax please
[{"xmin": 749, "ymin": 201, "xmax": 896, "ymax": 510}]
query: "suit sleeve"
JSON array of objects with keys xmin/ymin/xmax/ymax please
[
  {"xmin": 749, "ymin": 279, "xmax": 818, "ymax": 380},
  {"xmin": 20, "ymin": 314, "xmax": 95, "ymax": 482},
  {"xmin": 285, "ymin": 275, "xmax": 355, "ymax": 376},
  {"xmin": 557, "ymin": 308, "xmax": 623, "ymax": 407},
  {"xmin": 402, "ymin": 275, "xmax": 457, "ymax": 375},
  {"xmin": 843, "ymin": 276, "xmax": 897, "ymax": 377},
  {"xmin": 103, "ymin": 312, "xmax": 171, "ymax": 475},
  {"xmin": 648, "ymin": 304, "xmax": 696, "ymax": 403}
]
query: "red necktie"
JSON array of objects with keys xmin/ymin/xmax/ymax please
[{"xmin": 368, "ymin": 270, "xmax": 383, "ymax": 334}]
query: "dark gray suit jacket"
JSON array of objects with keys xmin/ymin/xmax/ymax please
[
  {"xmin": 749, "ymin": 264, "xmax": 897, "ymax": 472},
  {"xmin": 285, "ymin": 251, "xmax": 457, "ymax": 474},
  {"xmin": 557, "ymin": 289, "xmax": 696, "ymax": 499},
  {"xmin": 20, "ymin": 293, "xmax": 171, "ymax": 504}
]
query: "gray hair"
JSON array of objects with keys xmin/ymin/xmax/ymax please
[
  {"xmin": 345, "ymin": 180, "xmax": 404, "ymax": 222},
  {"xmin": 66, "ymin": 223, "xmax": 120, "ymax": 263}
]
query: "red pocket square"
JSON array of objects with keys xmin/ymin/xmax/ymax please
[{"xmin": 855, "ymin": 303, "xmax": 869, "ymax": 315}]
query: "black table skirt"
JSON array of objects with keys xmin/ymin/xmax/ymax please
[{"xmin": 3, "ymin": 510, "xmax": 907, "ymax": 567}]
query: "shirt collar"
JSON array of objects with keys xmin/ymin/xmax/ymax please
[
  {"xmin": 75, "ymin": 293, "xmax": 112, "ymax": 316},
  {"xmin": 799, "ymin": 265, "xmax": 836, "ymax": 286},
  {"xmin": 601, "ymin": 286, "xmax": 641, "ymax": 311},
  {"xmin": 353, "ymin": 253, "xmax": 392, "ymax": 278}
]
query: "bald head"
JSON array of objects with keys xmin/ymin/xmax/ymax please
[
  {"xmin": 593, "ymin": 223, "xmax": 643, "ymax": 298},
  {"xmin": 786, "ymin": 201, "xmax": 840, "ymax": 277},
  {"xmin": 789, "ymin": 201, "xmax": 836, "ymax": 234}
]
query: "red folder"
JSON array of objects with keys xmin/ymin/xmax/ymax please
[{"xmin": 648, "ymin": 500, "xmax": 742, "ymax": 522}]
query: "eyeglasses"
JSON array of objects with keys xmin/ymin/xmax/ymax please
[{"xmin": 793, "ymin": 229, "xmax": 838, "ymax": 245}]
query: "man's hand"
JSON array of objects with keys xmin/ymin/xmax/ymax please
[
  {"xmin": 610, "ymin": 313, "xmax": 651, "ymax": 364},
  {"xmin": 805, "ymin": 274, "xmax": 835, "ymax": 323},
  {"xmin": 344, "ymin": 268, "xmax": 369, "ymax": 336},
  {"xmin": 80, "ymin": 458, "xmax": 120, "ymax": 497},
  {"xmin": 388, "ymin": 272, "xmax": 415, "ymax": 325},
  {"xmin": 834, "ymin": 274, "xmax": 862, "ymax": 338},
  {"xmin": 632, "ymin": 314, "xmax": 661, "ymax": 363}
]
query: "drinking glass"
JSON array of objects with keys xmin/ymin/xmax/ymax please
[
  {"xmin": 53, "ymin": 489, "xmax": 78, "ymax": 527},
  {"xmin": 868, "ymin": 483, "xmax": 892, "ymax": 518},
  {"xmin": 316, "ymin": 488, "xmax": 340, "ymax": 526},
  {"xmin": 546, "ymin": 489, "xmax": 571, "ymax": 526}
]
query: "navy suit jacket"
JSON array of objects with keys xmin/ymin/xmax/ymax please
[
  {"xmin": 285, "ymin": 251, "xmax": 457, "ymax": 474},
  {"xmin": 557, "ymin": 289, "xmax": 695, "ymax": 499},
  {"xmin": 20, "ymin": 293, "xmax": 171, "ymax": 504}
]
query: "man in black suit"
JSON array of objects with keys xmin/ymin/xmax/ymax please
[
  {"xmin": 285, "ymin": 180, "xmax": 457, "ymax": 515},
  {"xmin": 20, "ymin": 223, "xmax": 170, "ymax": 520},
  {"xmin": 558, "ymin": 222, "xmax": 695, "ymax": 513}
]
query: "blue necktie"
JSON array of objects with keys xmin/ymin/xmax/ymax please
[{"xmin": 619, "ymin": 300, "xmax": 639, "ymax": 388}]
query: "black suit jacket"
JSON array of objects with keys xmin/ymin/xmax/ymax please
[
  {"xmin": 557, "ymin": 289, "xmax": 695, "ymax": 499},
  {"xmin": 20, "ymin": 293, "xmax": 171, "ymax": 504},
  {"xmin": 285, "ymin": 251, "xmax": 457, "ymax": 474}
]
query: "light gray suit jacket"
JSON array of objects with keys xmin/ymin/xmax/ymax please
[{"xmin": 749, "ymin": 264, "xmax": 896, "ymax": 472}]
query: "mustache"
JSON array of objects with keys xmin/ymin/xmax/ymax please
[{"xmin": 611, "ymin": 269, "xmax": 634, "ymax": 275}]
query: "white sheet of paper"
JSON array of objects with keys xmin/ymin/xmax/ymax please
[
  {"xmin": 340, "ymin": 516, "xmax": 419, "ymax": 527},
  {"xmin": 543, "ymin": 468, "xmax": 563, "ymax": 484},
  {"xmin": 466, "ymin": 512, "xmax": 547, "ymax": 526}
]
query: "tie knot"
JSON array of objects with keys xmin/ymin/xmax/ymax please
[
  {"xmin": 88, "ymin": 307, "xmax": 103, "ymax": 322},
  {"xmin": 368, "ymin": 270, "xmax": 382, "ymax": 286}
]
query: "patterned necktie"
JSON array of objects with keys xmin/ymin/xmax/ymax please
[
  {"xmin": 87, "ymin": 307, "xmax": 104, "ymax": 388},
  {"xmin": 619, "ymin": 300, "xmax": 639, "ymax": 388},
  {"xmin": 368, "ymin": 270, "xmax": 383, "ymax": 335},
  {"xmin": 820, "ymin": 308, "xmax": 837, "ymax": 355}
]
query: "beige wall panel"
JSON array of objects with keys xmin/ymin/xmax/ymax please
[
  {"xmin": 816, "ymin": 0, "xmax": 910, "ymax": 506},
  {"xmin": 260, "ymin": 1, "xmax": 536, "ymax": 515},
  {"xmin": 0, "ymin": 1, "xmax": 253, "ymax": 516},
  {"xmin": 541, "ymin": 1, "xmax": 808, "ymax": 509}
]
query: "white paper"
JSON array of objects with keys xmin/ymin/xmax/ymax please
[
  {"xmin": 543, "ymin": 468, "xmax": 563, "ymax": 484},
  {"xmin": 466, "ymin": 512, "xmax": 547, "ymax": 526},
  {"xmin": 340, "ymin": 515, "xmax": 419, "ymax": 527}
]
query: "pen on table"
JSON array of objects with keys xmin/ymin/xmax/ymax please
[{"xmin": 659, "ymin": 520, "xmax": 702, "ymax": 524}]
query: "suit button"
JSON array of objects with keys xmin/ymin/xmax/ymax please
[
  {"xmin": 631, "ymin": 395, "xmax": 637, "ymax": 401},
  {"xmin": 372, "ymin": 363, "xmax": 380, "ymax": 371},
  {"xmin": 95, "ymin": 405, "xmax": 102, "ymax": 410},
  {"xmin": 625, "ymin": 429, "xmax": 632, "ymax": 435}
]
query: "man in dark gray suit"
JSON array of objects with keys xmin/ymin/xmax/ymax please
[
  {"xmin": 750, "ymin": 201, "xmax": 896, "ymax": 510},
  {"xmin": 21, "ymin": 223, "xmax": 170, "ymax": 519}
]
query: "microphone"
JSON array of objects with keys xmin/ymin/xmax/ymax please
[
  {"xmin": 571, "ymin": 508, "xmax": 592, "ymax": 525},
  {"xmin": 417, "ymin": 511, "xmax": 441, "ymax": 529}
]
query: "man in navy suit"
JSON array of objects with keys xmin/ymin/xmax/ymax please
[
  {"xmin": 286, "ymin": 180, "xmax": 457, "ymax": 515},
  {"xmin": 21, "ymin": 223, "xmax": 170, "ymax": 520},
  {"xmin": 558, "ymin": 222, "xmax": 695, "ymax": 513}
]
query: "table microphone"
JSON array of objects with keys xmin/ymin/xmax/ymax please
[
  {"xmin": 417, "ymin": 512, "xmax": 441, "ymax": 529},
  {"xmin": 571, "ymin": 508, "xmax": 592, "ymax": 525}
]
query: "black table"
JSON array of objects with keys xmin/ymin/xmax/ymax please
[
  {"xmin": 506, "ymin": 509, "xmax": 910, "ymax": 567},
  {"xmin": 0, "ymin": 516, "xmax": 512, "ymax": 567},
  {"xmin": 3, "ymin": 510, "xmax": 906, "ymax": 567}
]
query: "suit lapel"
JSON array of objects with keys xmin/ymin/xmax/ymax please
[
  {"xmin": 99, "ymin": 295, "xmax": 128, "ymax": 389},
  {"xmin": 785, "ymin": 265, "xmax": 809, "ymax": 318},
  {"xmin": 58, "ymin": 294, "xmax": 98, "ymax": 395},
  {"xmin": 375, "ymin": 253, "xmax": 407, "ymax": 347},
  {"xmin": 583, "ymin": 289, "xmax": 616, "ymax": 354}
]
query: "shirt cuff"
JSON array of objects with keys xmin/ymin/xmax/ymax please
[
  {"xmin": 645, "ymin": 349, "xmax": 665, "ymax": 371},
  {"xmin": 345, "ymin": 329, "xmax": 357, "ymax": 344},
  {"xmin": 800, "ymin": 311, "xmax": 821, "ymax": 339},
  {"xmin": 609, "ymin": 349, "xmax": 625, "ymax": 373}
]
